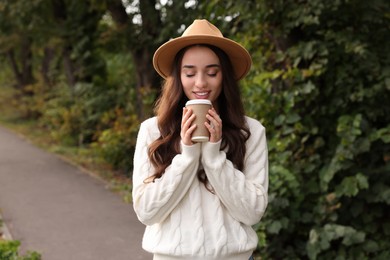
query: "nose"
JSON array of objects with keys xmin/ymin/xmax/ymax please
[{"xmin": 194, "ymin": 74, "xmax": 206, "ymax": 89}]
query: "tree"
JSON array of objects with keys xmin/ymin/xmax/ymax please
[
  {"xmin": 101, "ymin": 0, "xmax": 205, "ymax": 120},
  {"xmin": 0, "ymin": 1, "xmax": 37, "ymax": 91},
  {"xmin": 48, "ymin": 0, "xmax": 106, "ymax": 87}
]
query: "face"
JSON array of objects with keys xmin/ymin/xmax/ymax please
[{"xmin": 180, "ymin": 45, "xmax": 223, "ymax": 105}]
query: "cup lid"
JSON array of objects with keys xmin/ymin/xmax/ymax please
[{"xmin": 185, "ymin": 99, "xmax": 212, "ymax": 106}]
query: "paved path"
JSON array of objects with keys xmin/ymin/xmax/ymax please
[{"xmin": 0, "ymin": 125, "xmax": 152, "ymax": 260}]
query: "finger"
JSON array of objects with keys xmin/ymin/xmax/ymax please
[
  {"xmin": 205, "ymin": 121, "xmax": 221, "ymax": 143},
  {"xmin": 182, "ymin": 114, "xmax": 195, "ymax": 132},
  {"xmin": 182, "ymin": 107, "xmax": 191, "ymax": 122},
  {"xmin": 182, "ymin": 108, "xmax": 194, "ymax": 127},
  {"xmin": 206, "ymin": 114, "xmax": 221, "ymax": 131},
  {"xmin": 204, "ymin": 121, "xmax": 215, "ymax": 132},
  {"xmin": 181, "ymin": 110, "xmax": 196, "ymax": 145},
  {"xmin": 182, "ymin": 120, "xmax": 197, "ymax": 145},
  {"xmin": 208, "ymin": 109, "xmax": 222, "ymax": 123},
  {"xmin": 205, "ymin": 110, "xmax": 222, "ymax": 143}
]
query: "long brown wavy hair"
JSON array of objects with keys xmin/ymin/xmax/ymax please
[{"xmin": 147, "ymin": 44, "xmax": 250, "ymax": 186}]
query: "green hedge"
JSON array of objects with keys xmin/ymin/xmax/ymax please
[{"xmin": 238, "ymin": 0, "xmax": 390, "ymax": 258}]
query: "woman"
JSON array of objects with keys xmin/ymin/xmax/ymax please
[{"xmin": 132, "ymin": 19, "xmax": 268, "ymax": 260}]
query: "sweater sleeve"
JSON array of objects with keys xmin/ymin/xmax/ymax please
[
  {"xmin": 132, "ymin": 118, "xmax": 201, "ymax": 225},
  {"xmin": 201, "ymin": 117, "xmax": 268, "ymax": 226}
]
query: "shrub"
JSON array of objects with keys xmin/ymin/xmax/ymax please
[
  {"xmin": 92, "ymin": 108, "xmax": 140, "ymax": 176},
  {"xmin": 0, "ymin": 240, "xmax": 41, "ymax": 260},
  {"xmin": 238, "ymin": 0, "xmax": 390, "ymax": 258}
]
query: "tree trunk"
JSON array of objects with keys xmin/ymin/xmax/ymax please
[
  {"xmin": 20, "ymin": 36, "xmax": 34, "ymax": 89},
  {"xmin": 41, "ymin": 47, "xmax": 55, "ymax": 88},
  {"xmin": 7, "ymin": 50, "xmax": 23, "ymax": 89},
  {"xmin": 106, "ymin": 0, "xmax": 161, "ymax": 120},
  {"xmin": 6, "ymin": 36, "xmax": 35, "ymax": 92},
  {"xmin": 63, "ymin": 46, "xmax": 76, "ymax": 89},
  {"xmin": 52, "ymin": 0, "xmax": 76, "ymax": 89},
  {"xmin": 131, "ymin": 48, "xmax": 160, "ymax": 120},
  {"xmin": 106, "ymin": 0, "xmax": 129, "ymax": 24}
]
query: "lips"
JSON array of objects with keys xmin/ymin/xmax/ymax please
[{"xmin": 194, "ymin": 91, "xmax": 210, "ymax": 99}]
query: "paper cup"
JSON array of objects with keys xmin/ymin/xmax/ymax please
[{"xmin": 185, "ymin": 99, "xmax": 212, "ymax": 142}]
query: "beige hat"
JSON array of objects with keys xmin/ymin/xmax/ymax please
[{"xmin": 153, "ymin": 19, "xmax": 252, "ymax": 80}]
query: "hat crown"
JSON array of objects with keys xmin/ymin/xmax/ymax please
[{"xmin": 182, "ymin": 19, "xmax": 223, "ymax": 38}]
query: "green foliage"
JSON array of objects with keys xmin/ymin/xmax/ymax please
[
  {"xmin": 238, "ymin": 0, "xmax": 390, "ymax": 258},
  {"xmin": 307, "ymin": 224, "xmax": 366, "ymax": 259},
  {"xmin": 37, "ymin": 52, "xmax": 141, "ymax": 173},
  {"xmin": 40, "ymin": 82, "xmax": 99, "ymax": 146},
  {"xmin": 92, "ymin": 109, "xmax": 140, "ymax": 175},
  {"xmin": 0, "ymin": 240, "xmax": 41, "ymax": 260}
]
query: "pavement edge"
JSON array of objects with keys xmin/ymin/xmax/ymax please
[{"xmin": 0, "ymin": 211, "xmax": 13, "ymax": 240}]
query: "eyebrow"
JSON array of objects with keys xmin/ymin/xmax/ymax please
[{"xmin": 182, "ymin": 64, "xmax": 220, "ymax": 69}]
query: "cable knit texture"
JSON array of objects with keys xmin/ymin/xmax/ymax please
[{"xmin": 132, "ymin": 116, "xmax": 268, "ymax": 260}]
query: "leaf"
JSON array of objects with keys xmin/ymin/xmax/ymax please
[
  {"xmin": 342, "ymin": 230, "xmax": 365, "ymax": 246},
  {"xmin": 267, "ymin": 220, "xmax": 282, "ymax": 234},
  {"xmin": 355, "ymin": 173, "xmax": 369, "ymax": 190},
  {"xmin": 274, "ymin": 114, "xmax": 286, "ymax": 126},
  {"xmin": 363, "ymin": 240, "xmax": 379, "ymax": 253},
  {"xmin": 286, "ymin": 113, "xmax": 301, "ymax": 124},
  {"xmin": 335, "ymin": 177, "xmax": 359, "ymax": 197},
  {"xmin": 335, "ymin": 173, "xmax": 369, "ymax": 198},
  {"xmin": 302, "ymin": 81, "xmax": 316, "ymax": 94},
  {"xmin": 377, "ymin": 127, "xmax": 390, "ymax": 143}
]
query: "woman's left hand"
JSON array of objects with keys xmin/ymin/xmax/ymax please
[{"xmin": 205, "ymin": 108, "xmax": 222, "ymax": 143}]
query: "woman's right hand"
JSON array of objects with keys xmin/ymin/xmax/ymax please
[{"xmin": 181, "ymin": 107, "xmax": 197, "ymax": 145}]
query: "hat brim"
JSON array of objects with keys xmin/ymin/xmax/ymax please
[{"xmin": 153, "ymin": 35, "xmax": 252, "ymax": 80}]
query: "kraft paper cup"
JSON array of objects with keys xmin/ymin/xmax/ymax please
[{"xmin": 185, "ymin": 99, "xmax": 212, "ymax": 142}]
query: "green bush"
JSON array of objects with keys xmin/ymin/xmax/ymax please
[
  {"xmin": 39, "ymin": 53, "xmax": 140, "ymax": 147},
  {"xmin": 0, "ymin": 240, "xmax": 41, "ymax": 260},
  {"xmin": 40, "ymin": 82, "xmax": 99, "ymax": 146},
  {"xmin": 239, "ymin": 0, "xmax": 390, "ymax": 258},
  {"xmin": 92, "ymin": 109, "xmax": 140, "ymax": 176}
]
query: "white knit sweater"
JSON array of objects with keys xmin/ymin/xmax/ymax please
[{"xmin": 132, "ymin": 116, "xmax": 268, "ymax": 260}]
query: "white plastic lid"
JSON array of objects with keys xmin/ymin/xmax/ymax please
[{"xmin": 185, "ymin": 99, "xmax": 212, "ymax": 106}]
